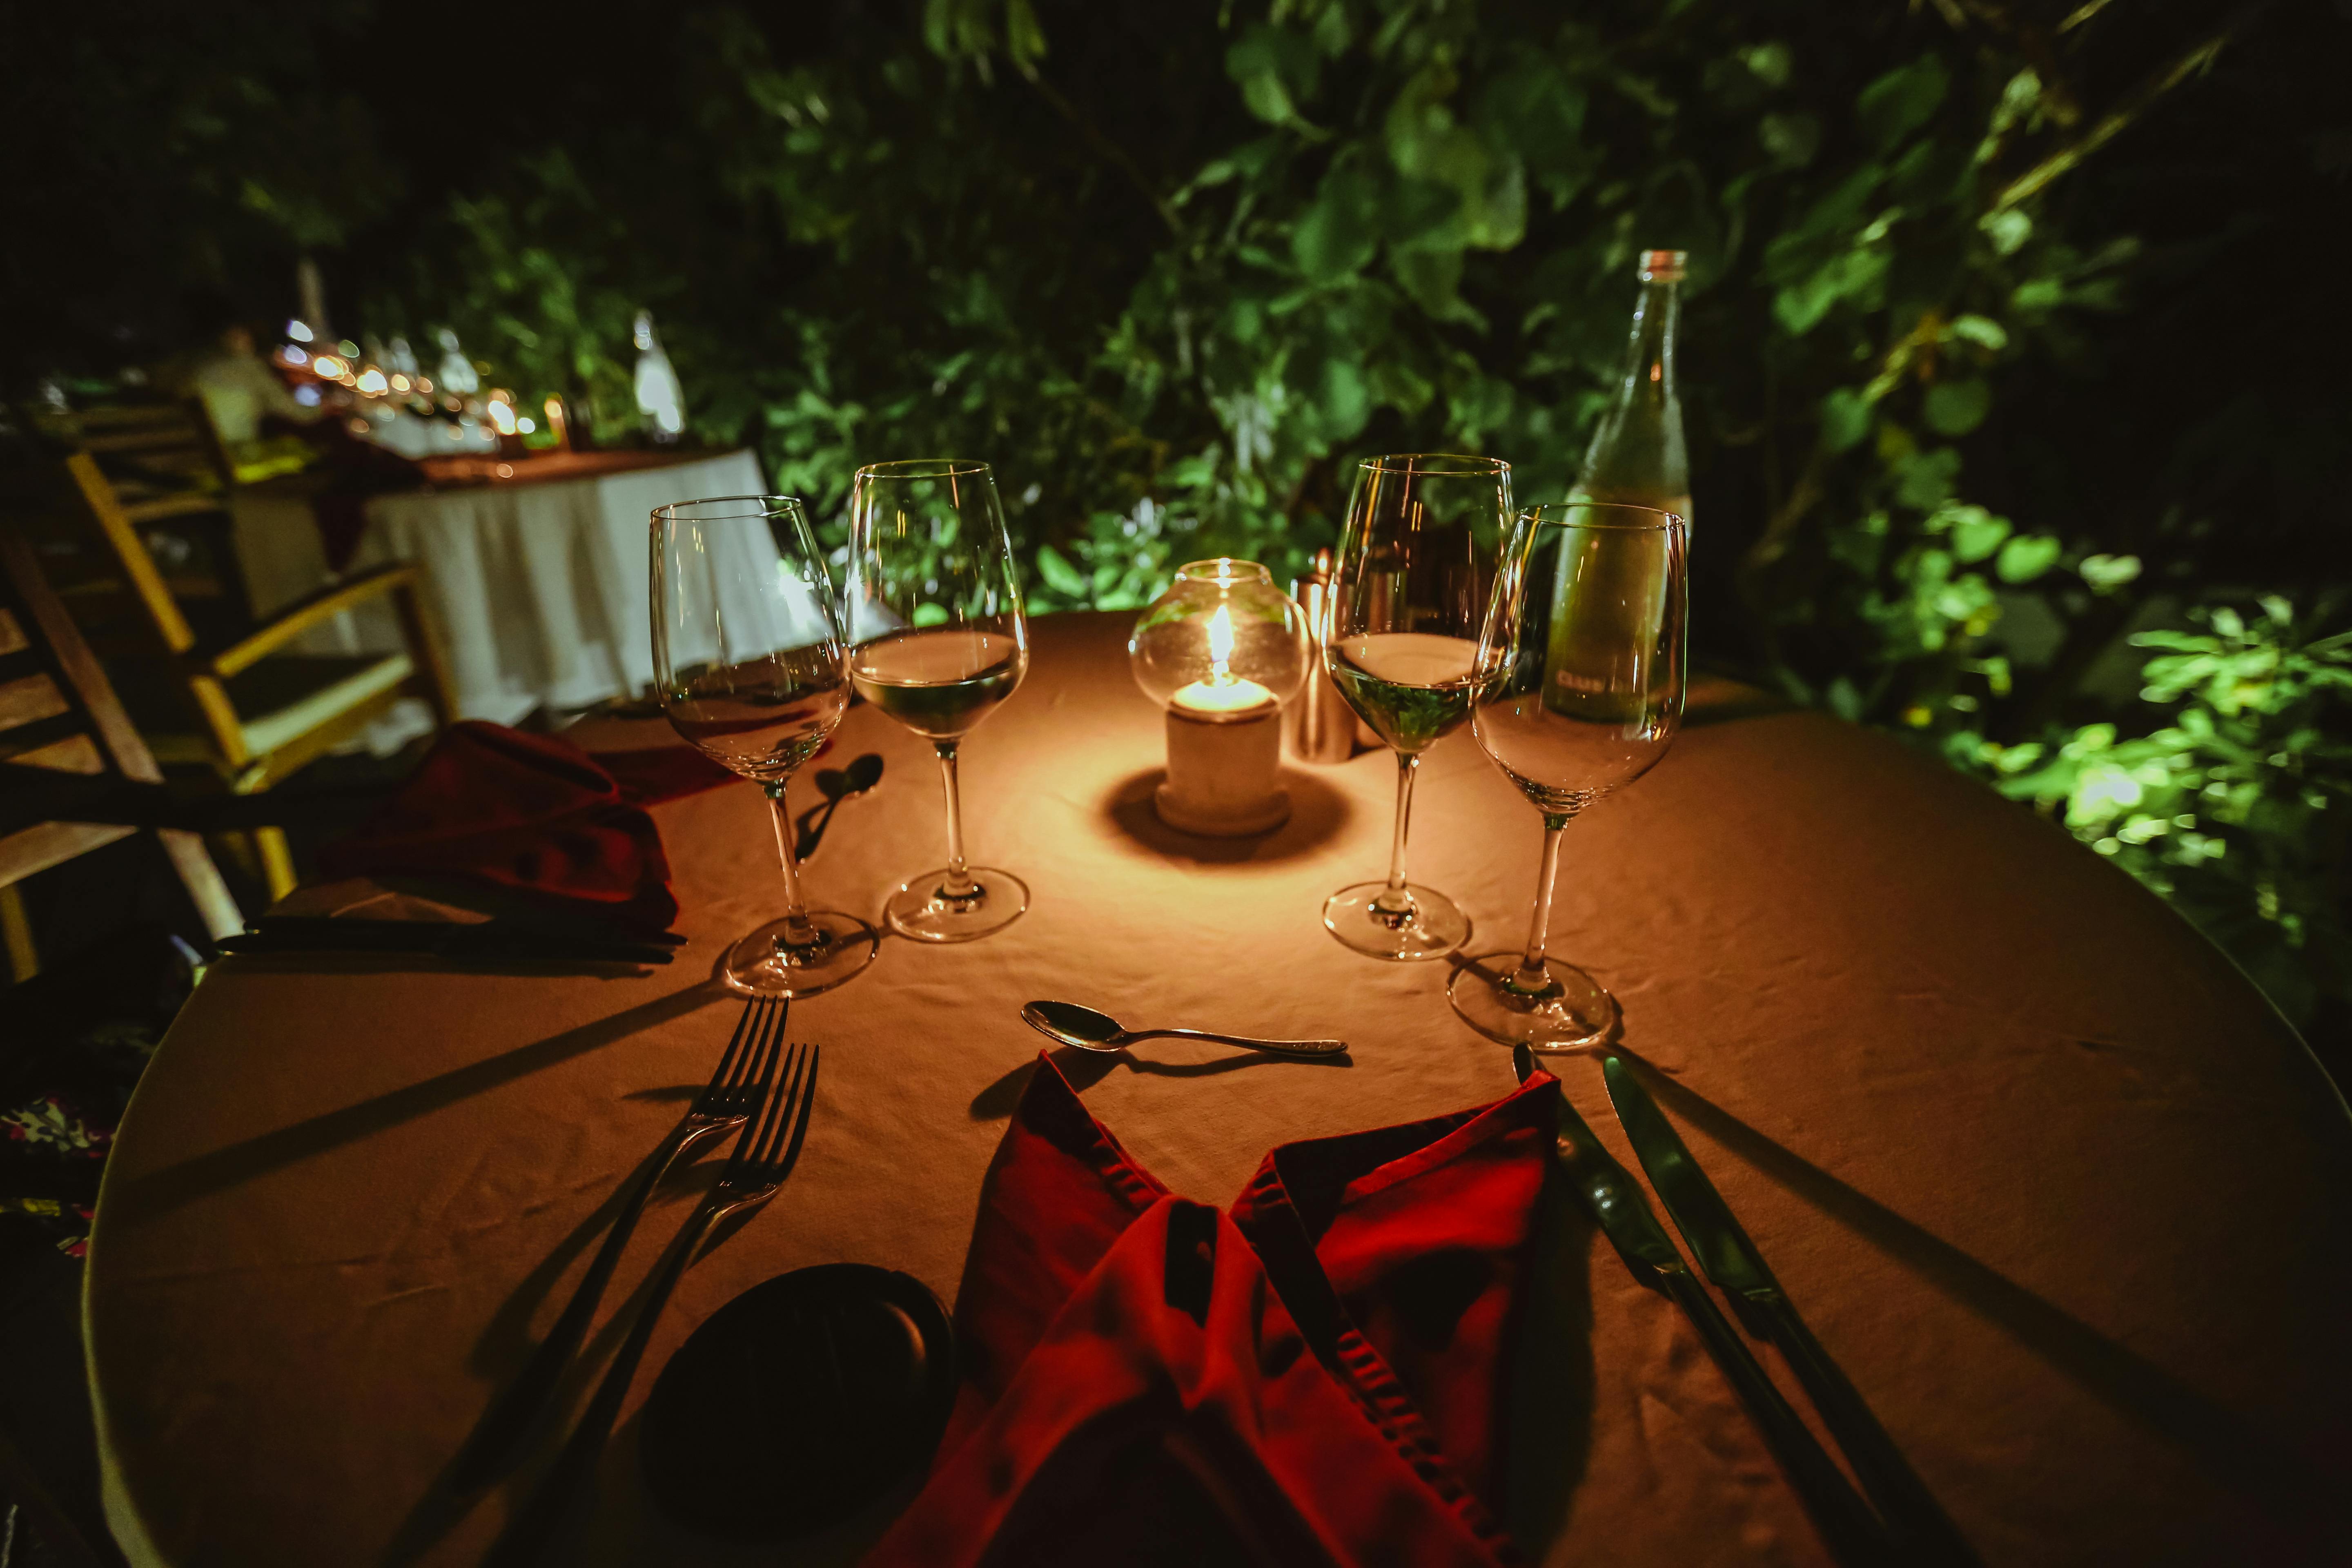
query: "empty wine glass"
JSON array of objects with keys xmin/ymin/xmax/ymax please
[
  {"xmin": 1322, "ymin": 454, "xmax": 1513, "ymax": 960},
  {"xmin": 845, "ymin": 459, "xmax": 1031, "ymax": 942},
  {"xmin": 650, "ymin": 496, "xmax": 878, "ymax": 997},
  {"xmin": 1450, "ymin": 501, "xmax": 1687, "ymax": 1049}
]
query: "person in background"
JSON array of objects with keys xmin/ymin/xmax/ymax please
[{"xmin": 183, "ymin": 315, "xmax": 322, "ymax": 483}]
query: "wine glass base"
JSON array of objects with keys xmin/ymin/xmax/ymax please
[
  {"xmin": 886, "ymin": 866, "xmax": 1029, "ymax": 943},
  {"xmin": 1447, "ymin": 954, "xmax": 1620, "ymax": 1051},
  {"xmin": 1322, "ymin": 882, "xmax": 1469, "ymax": 961},
  {"xmin": 721, "ymin": 910, "xmax": 878, "ymax": 998}
]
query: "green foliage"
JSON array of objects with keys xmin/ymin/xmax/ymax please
[
  {"xmin": 9, "ymin": 2, "xmax": 2345, "ymax": 1037},
  {"xmin": 1962, "ymin": 601, "xmax": 2352, "ymax": 1020}
]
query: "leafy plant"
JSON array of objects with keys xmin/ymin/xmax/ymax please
[
  {"xmin": 7, "ymin": 0, "xmax": 2345, "ymax": 1046},
  {"xmin": 1967, "ymin": 599, "xmax": 2352, "ymax": 1020}
]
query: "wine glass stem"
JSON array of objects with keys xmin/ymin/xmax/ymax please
[
  {"xmin": 1375, "ymin": 750, "xmax": 1420, "ymax": 915},
  {"xmin": 935, "ymin": 741, "xmax": 978, "ymax": 897},
  {"xmin": 763, "ymin": 782, "xmax": 819, "ymax": 949},
  {"xmin": 1511, "ymin": 813, "xmax": 1572, "ymax": 993}
]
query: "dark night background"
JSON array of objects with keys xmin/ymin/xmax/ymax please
[{"xmin": 4, "ymin": 0, "xmax": 2348, "ymax": 1056}]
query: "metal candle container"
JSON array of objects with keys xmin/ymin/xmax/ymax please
[
  {"xmin": 1129, "ymin": 559, "xmax": 1312, "ymax": 836},
  {"xmin": 1284, "ymin": 547, "xmax": 1359, "ymax": 765}
]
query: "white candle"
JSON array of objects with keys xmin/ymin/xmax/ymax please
[{"xmin": 1170, "ymin": 675, "xmax": 1276, "ymax": 716}]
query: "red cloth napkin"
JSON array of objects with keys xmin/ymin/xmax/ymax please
[
  {"xmin": 864, "ymin": 1055, "xmax": 1559, "ymax": 1568},
  {"xmin": 314, "ymin": 722, "xmax": 739, "ymax": 933}
]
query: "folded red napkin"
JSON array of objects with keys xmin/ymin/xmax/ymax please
[
  {"xmin": 314, "ymin": 722, "xmax": 740, "ymax": 933},
  {"xmin": 864, "ymin": 1055, "xmax": 1558, "ymax": 1568}
]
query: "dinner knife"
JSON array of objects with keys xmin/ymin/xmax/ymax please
[
  {"xmin": 1599, "ymin": 1055, "xmax": 1979, "ymax": 1565},
  {"xmin": 218, "ymin": 918, "xmax": 678, "ymax": 965},
  {"xmin": 1514, "ymin": 1047, "xmax": 1895, "ymax": 1567}
]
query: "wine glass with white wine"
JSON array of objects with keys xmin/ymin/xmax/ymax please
[
  {"xmin": 844, "ymin": 459, "xmax": 1031, "ymax": 942},
  {"xmin": 1321, "ymin": 454, "xmax": 1512, "ymax": 960},
  {"xmin": 1450, "ymin": 500, "xmax": 1687, "ymax": 1049},
  {"xmin": 650, "ymin": 495, "xmax": 878, "ymax": 997}
]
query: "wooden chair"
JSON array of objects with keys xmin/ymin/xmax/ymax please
[
  {"xmin": 41, "ymin": 419, "xmax": 457, "ymax": 902},
  {"xmin": 0, "ymin": 531, "xmax": 242, "ymax": 981}
]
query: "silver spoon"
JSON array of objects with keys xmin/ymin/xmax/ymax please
[{"xmin": 1022, "ymin": 1000, "xmax": 1347, "ymax": 1060}]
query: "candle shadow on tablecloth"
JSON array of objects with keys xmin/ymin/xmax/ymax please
[
  {"xmin": 1100, "ymin": 766, "xmax": 1354, "ymax": 864},
  {"xmin": 101, "ymin": 981, "xmax": 732, "ymax": 1228},
  {"xmin": 1606, "ymin": 1048, "xmax": 2348, "ymax": 1545}
]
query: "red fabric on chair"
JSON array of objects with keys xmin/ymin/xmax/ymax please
[
  {"xmin": 864, "ymin": 1054, "xmax": 1560, "ymax": 1568},
  {"xmin": 314, "ymin": 722, "xmax": 738, "ymax": 933}
]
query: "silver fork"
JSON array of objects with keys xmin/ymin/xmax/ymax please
[
  {"xmin": 453, "ymin": 995, "xmax": 785, "ymax": 1491},
  {"xmin": 486, "ymin": 1033, "xmax": 821, "ymax": 1567}
]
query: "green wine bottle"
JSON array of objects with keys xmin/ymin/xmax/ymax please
[{"xmin": 1571, "ymin": 249, "xmax": 1691, "ymax": 531}]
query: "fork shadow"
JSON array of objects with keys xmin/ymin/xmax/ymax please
[
  {"xmin": 1607, "ymin": 1048, "xmax": 2349, "ymax": 1541},
  {"xmin": 377, "ymin": 1130, "xmax": 765, "ymax": 1568}
]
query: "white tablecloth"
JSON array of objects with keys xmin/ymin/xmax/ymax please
[
  {"xmin": 231, "ymin": 450, "xmax": 768, "ymax": 726},
  {"xmin": 85, "ymin": 614, "xmax": 2352, "ymax": 1567}
]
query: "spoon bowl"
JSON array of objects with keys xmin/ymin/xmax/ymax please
[{"xmin": 1021, "ymin": 1000, "xmax": 1347, "ymax": 1060}]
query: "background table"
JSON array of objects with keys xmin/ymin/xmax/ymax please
[
  {"xmin": 230, "ymin": 449, "xmax": 765, "ymax": 726},
  {"xmin": 85, "ymin": 614, "xmax": 2352, "ymax": 1566}
]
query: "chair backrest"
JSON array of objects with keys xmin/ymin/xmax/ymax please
[
  {"xmin": 18, "ymin": 403, "xmax": 246, "ymax": 659},
  {"xmin": 0, "ymin": 529, "xmax": 240, "ymax": 940}
]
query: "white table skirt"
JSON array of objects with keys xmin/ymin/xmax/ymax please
[{"xmin": 231, "ymin": 450, "xmax": 771, "ymax": 726}]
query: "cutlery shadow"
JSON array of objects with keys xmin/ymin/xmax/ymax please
[
  {"xmin": 969, "ymin": 1042, "xmax": 1345, "ymax": 1122},
  {"xmin": 379, "ymin": 1220, "xmax": 703, "ymax": 1568},
  {"xmin": 1100, "ymin": 766, "xmax": 1352, "ymax": 864},
  {"xmin": 1610, "ymin": 1049, "xmax": 2348, "ymax": 1538},
  {"xmin": 102, "ymin": 983, "xmax": 730, "ymax": 1227}
]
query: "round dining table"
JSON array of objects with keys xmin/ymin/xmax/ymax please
[{"xmin": 83, "ymin": 612, "xmax": 2352, "ymax": 1566}]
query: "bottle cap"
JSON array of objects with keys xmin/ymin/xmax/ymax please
[{"xmin": 1638, "ymin": 249, "xmax": 1688, "ymax": 282}]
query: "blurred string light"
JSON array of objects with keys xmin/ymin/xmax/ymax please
[
  {"xmin": 355, "ymin": 367, "xmax": 389, "ymax": 395},
  {"xmin": 286, "ymin": 320, "xmax": 314, "ymax": 344}
]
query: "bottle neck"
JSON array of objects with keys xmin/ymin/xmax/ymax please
[
  {"xmin": 1574, "ymin": 276, "xmax": 1688, "ymax": 512},
  {"xmin": 1621, "ymin": 278, "xmax": 1678, "ymax": 407}
]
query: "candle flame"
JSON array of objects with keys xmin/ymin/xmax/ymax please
[{"xmin": 1206, "ymin": 604, "xmax": 1235, "ymax": 680}]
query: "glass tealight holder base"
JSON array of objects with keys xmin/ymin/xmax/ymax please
[
  {"xmin": 886, "ymin": 866, "xmax": 1029, "ymax": 944},
  {"xmin": 1321, "ymin": 882, "xmax": 1468, "ymax": 961},
  {"xmin": 1447, "ymin": 956, "xmax": 1619, "ymax": 1051},
  {"xmin": 722, "ymin": 911, "xmax": 879, "ymax": 998}
]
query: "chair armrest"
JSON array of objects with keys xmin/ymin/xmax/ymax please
[{"xmin": 209, "ymin": 564, "xmax": 423, "ymax": 677}]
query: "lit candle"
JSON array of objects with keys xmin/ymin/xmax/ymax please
[
  {"xmin": 1171, "ymin": 677, "xmax": 1274, "ymax": 714},
  {"xmin": 1167, "ymin": 606, "xmax": 1276, "ymax": 717}
]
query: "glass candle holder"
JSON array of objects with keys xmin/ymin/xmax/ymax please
[{"xmin": 1130, "ymin": 559, "xmax": 1311, "ymax": 836}]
